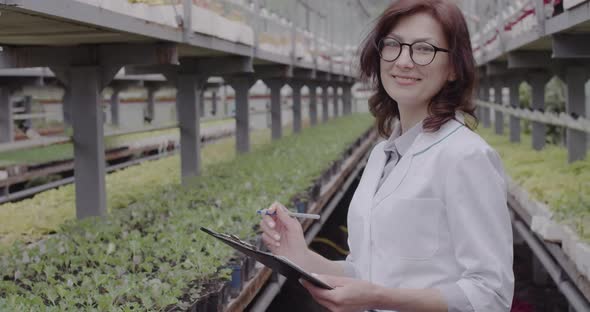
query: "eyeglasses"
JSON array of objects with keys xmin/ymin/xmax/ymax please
[{"xmin": 376, "ymin": 37, "xmax": 450, "ymax": 66}]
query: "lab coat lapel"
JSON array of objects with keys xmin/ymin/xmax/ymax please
[
  {"xmin": 372, "ymin": 114, "xmax": 466, "ymax": 205},
  {"xmin": 364, "ymin": 143, "xmax": 388, "ymax": 200},
  {"xmin": 372, "ymin": 137, "xmax": 418, "ymax": 205}
]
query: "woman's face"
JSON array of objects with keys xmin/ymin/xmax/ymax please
[{"xmin": 379, "ymin": 12, "xmax": 455, "ymax": 110}]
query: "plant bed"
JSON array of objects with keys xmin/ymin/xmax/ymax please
[
  {"xmin": 0, "ymin": 114, "xmax": 374, "ymax": 310},
  {"xmin": 477, "ymin": 127, "xmax": 590, "ymax": 300}
]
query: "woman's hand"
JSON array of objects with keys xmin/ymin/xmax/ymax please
[
  {"xmin": 259, "ymin": 202, "xmax": 310, "ymax": 266},
  {"xmin": 300, "ymin": 274, "xmax": 381, "ymax": 312}
]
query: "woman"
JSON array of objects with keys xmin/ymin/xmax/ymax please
[{"xmin": 259, "ymin": 0, "xmax": 514, "ymax": 311}]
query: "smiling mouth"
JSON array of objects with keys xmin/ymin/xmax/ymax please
[{"xmin": 392, "ymin": 75, "xmax": 421, "ymax": 82}]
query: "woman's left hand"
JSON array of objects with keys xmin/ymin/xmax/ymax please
[{"xmin": 300, "ymin": 274, "xmax": 381, "ymax": 312}]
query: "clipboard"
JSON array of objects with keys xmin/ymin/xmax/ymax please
[{"xmin": 200, "ymin": 226, "xmax": 334, "ymax": 290}]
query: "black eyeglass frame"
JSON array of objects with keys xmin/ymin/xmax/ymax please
[{"xmin": 375, "ymin": 37, "xmax": 450, "ymax": 66}]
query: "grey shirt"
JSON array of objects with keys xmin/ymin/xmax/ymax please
[{"xmin": 376, "ymin": 119, "xmax": 423, "ymax": 191}]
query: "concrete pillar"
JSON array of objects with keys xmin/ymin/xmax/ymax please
[
  {"xmin": 211, "ymin": 89, "xmax": 218, "ymax": 116},
  {"xmin": 23, "ymin": 95, "xmax": 33, "ymax": 130},
  {"xmin": 343, "ymin": 84, "xmax": 353, "ymax": 115},
  {"xmin": 264, "ymin": 79, "xmax": 284, "ymax": 141},
  {"xmin": 70, "ymin": 66, "xmax": 107, "ymax": 219},
  {"xmin": 176, "ymin": 74, "xmax": 206, "ymax": 182},
  {"xmin": 321, "ymin": 84, "xmax": 329, "ymax": 122},
  {"xmin": 332, "ymin": 85, "xmax": 340, "ymax": 117},
  {"xmin": 110, "ymin": 87, "xmax": 121, "ymax": 127},
  {"xmin": 62, "ymin": 88, "xmax": 72, "ymax": 127},
  {"xmin": 493, "ymin": 79, "xmax": 504, "ymax": 135},
  {"xmin": 230, "ymin": 77, "xmax": 256, "ymax": 153},
  {"xmin": 289, "ymin": 80, "xmax": 304, "ymax": 133},
  {"xmin": 529, "ymin": 72, "xmax": 550, "ymax": 151},
  {"xmin": 308, "ymin": 83, "xmax": 318, "ymax": 126},
  {"xmin": 481, "ymin": 79, "xmax": 491, "ymax": 128},
  {"xmin": 508, "ymin": 77, "xmax": 521, "ymax": 143},
  {"xmin": 0, "ymin": 87, "xmax": 12, "ymax": 143},
  {"xmin": 145, "ymin": 86, "xmax": 156, "ymax": 123},
  {"xmin": 565, "ymin": 67, "xmax": 588, "ymax": 162}
]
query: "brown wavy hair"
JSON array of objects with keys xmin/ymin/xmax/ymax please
[{"xmin": 359, "ymin": 0, "xmax": 478, "ymax": 138}]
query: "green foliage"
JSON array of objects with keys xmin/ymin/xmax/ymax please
[
  {"xmin": 0, "ymin": 114, "xmax": 374, "ymax": 310},
  {"xmin": 478, "ymin": 127, "xmax": 590, "ymax": 242}
]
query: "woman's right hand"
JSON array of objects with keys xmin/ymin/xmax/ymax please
[{"xmin": 259, "ymin": 202, "xmax": 310, "ymax": 267}]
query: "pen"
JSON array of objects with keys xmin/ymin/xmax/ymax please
[{"xmin": 257, "ymin": 209, "xmax": 321, "ymax": 220}]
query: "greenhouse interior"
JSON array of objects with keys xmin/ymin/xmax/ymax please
[{"xmin": 0, "ymin": 0, "xmax": 589, "ymax": 311}]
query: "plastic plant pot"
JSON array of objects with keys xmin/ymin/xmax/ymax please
[
  {"xmin": 228, "ymin": 262, "xmax": 242, "ymax": 297},
  {"xmin": 293, "ymin": 196, "xmax": 307, "ymax": 213}
]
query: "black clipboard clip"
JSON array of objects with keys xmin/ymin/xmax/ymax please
[{"xmin": 200, "ymin": 226, "xmax": 334, "ymax": 290}]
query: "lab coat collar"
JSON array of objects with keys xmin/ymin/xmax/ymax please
[
  {"xmin": 372, "ymin": 112, "xmax": 466, "ymax": 205},
  {"xmin": 410, "ymin": 112, "xmax": 466, "ymax": 157}
]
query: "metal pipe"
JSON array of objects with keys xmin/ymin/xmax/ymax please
[{"xmin": 513, "ymin": 220, "xmax": 590, "ymax": 312}]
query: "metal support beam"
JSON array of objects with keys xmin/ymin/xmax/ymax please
[
  {"xmin": 553, "ymin": 34, "xmax": 590, "ymax": 58},
  {"xmin": 486, "ymin": 62, "xmax": 508, "ymax": 77},
  {"xmin": 229, "ymin": 76, "xmax": 256, "ymax": 153},
  {"xmin": 253, "ymin": 65, "xmax": 293, "ymax": 80},
  {"xmin": 565, "ymin": 66, "xmax": 588, "ymax": 162},
  {"xmin": 130, "ymin": 56, "xmax": 253, "ymax": 77},
  {"xmin": 0, "ymin": 87, "xmax": 12, "ymax": 143},
  {"xmin": 110, "ymin": 88, "xmax": 121, "ymax": 127},
  {"xmin": 307, "ymin": 83, "xmax": 318, "ymax": 125},
  {"xmin": 0, "ymin": 44, "xmax": 178, "ymax": 68},
  {"xmin": 529, "ymin": 72, "xmax": 551, "ymax": 151},
  {"xmin": 508, "ymin": 77, "xmax": 521, "ymax": 143},
  {"xmin": 507, "ymin": 51, "xmax": 553, "ymax": 69},
  {"xmin": 70, "ymin": 66, "xmax": 116, "ymax": 219},
  {"xmin": 493, "ymin": 79, "xmax": 504, "ymax": 135},
  {"xmin": 321, "ymin": 84, "xmax": 329, "ymax": 122},
  {"xmin": 263, "ymin": 79, "xmax": 284, "ymax": 141},
  {"xmin": 176, "ymin": 74, "xmax": 206, "ymax": 183},
  {"xmin": 289, "ymin": 80, "xmax": 304, "ymax": 133},
  {"xmin": 293, "ymin": 68, "xmax": 316, "ymax": 80}
]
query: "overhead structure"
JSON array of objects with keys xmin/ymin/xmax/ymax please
[{"xmin": 0, "ymin": 0, "xmax": 381, "ymax": 219}]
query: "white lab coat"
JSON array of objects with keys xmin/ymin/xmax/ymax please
[{"xmin": 345, "ymin": 114, "xmax": 514, "ymax": 311}]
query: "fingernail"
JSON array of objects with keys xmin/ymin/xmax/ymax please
[
  {"xmin": 267, "ymin": 220, "xmax": 275, "ymax": 228},
  {"xmin": 274, "ymin": 234, "xmax": 280, "ymax": 240}
]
